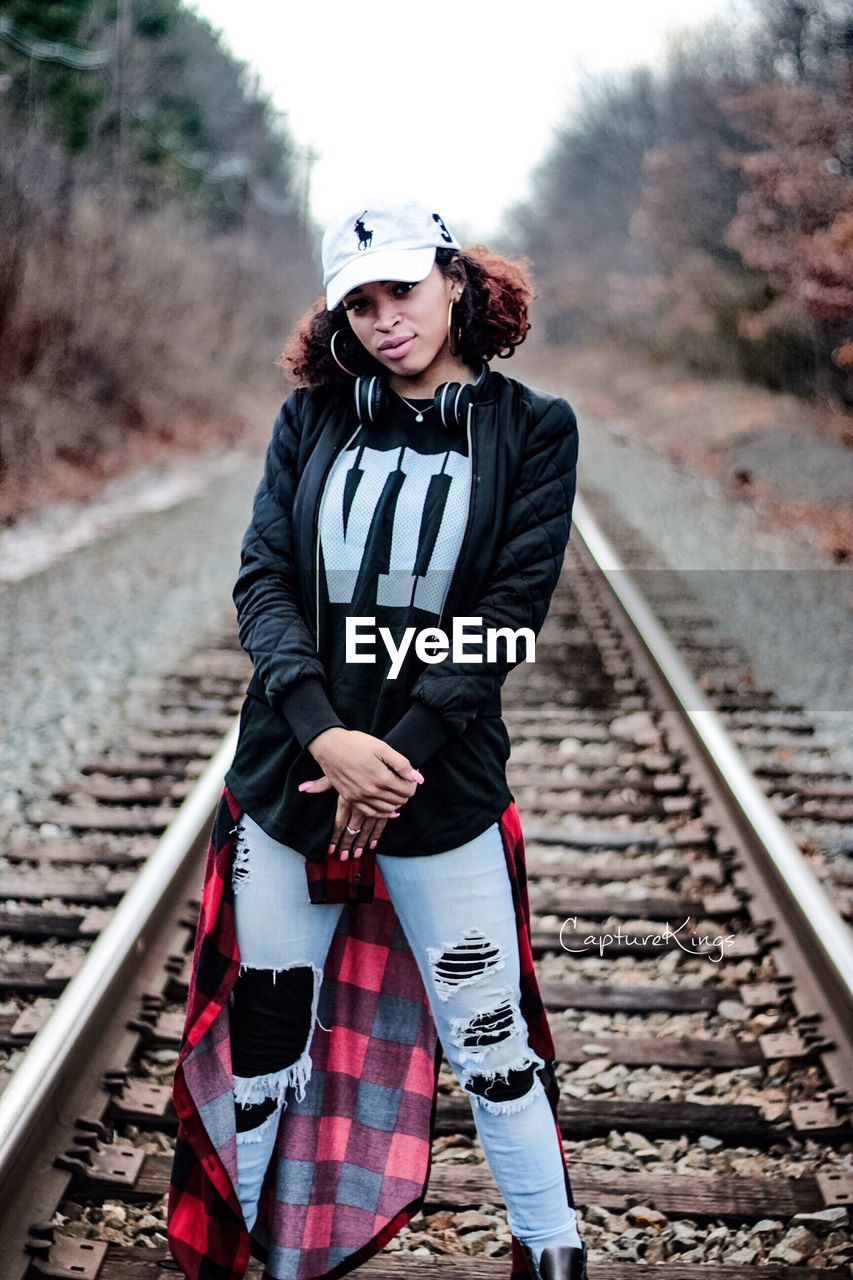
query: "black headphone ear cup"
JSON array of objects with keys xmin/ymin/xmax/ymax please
[
  {"xmin": 434, "ymin": 363, "xmax": 489, "ymax": 429},
  {"xmin": 434, "ymin": 376, "xmax": 483, "ymax": 429},
  {"xmin": 355, "ymin": 375, "xmax": 386, "ymax": 425},
  {"xmin": 434, "ymin": 381, "xmax": 460, "ymax": 430}
]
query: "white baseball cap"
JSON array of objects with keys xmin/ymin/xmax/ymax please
[{"xmin": 322, "ymin": 197, "xmax": 461, "ymax": 311}]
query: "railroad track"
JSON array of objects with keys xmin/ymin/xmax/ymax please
[{"xmin": 0, "ymin": 495, "xmax": 851, "ymax": 1278}]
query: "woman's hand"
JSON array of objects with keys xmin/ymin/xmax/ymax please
[
  {"xmin": 298, "ymin": 728, "xmax": 424, "ymax": 860},
  {"xmin": 326, "ymin": 790, "xmax": 399, "ymax": 861}
]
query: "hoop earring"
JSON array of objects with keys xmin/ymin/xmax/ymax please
[
  {"xmin": 330, "ymin": 328, "xmax": 359, "ymax": 378},
  {"xmin": 447, "ymin": 298, "xmax": 461, "ymax": 357}
]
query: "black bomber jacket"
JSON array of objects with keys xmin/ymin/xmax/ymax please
[{"xmin": 233, "ymin": 364, "xmax": 579, "ymax": 770}]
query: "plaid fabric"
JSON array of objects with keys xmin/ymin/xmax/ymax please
[
  {"xmin": 304, "ymin": 841, "xmax": 377, "ymax": 905},
  {"xmin": 168, "ymin": 783, "xmax": 576, "ymax": 1279}
]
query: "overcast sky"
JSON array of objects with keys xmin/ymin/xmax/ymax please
[{"xmin": 186, "ymin": 0, "xmax": 742, "ymax": 243}]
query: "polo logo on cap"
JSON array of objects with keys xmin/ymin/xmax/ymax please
[
  {"xmin": 432, "ymin": 212, "xmax": 453, "ymax": 243},
  {"xmin": 354, "ymin": 211, "xmax": 373, "ymax": 251}
]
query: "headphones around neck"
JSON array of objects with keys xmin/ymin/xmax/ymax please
[{"xmin": 353, "ymin": 361, "xmax": 489, "ymax": 431}]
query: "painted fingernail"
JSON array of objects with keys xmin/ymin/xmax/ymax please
[
  {"xmin": 370, "ymin": 839, "xmax": 378, "ymax": 849},
  {"xmin": 340, "ymin": 849, "xmax": 349, "ymax": 862},
  {"xmin": 327, "ymin": 843, "xmax": 336, "ymax": 854},
  {"xmin": 411, "ymin": 769, "xmax": 424, "ymax": 783},
  {"xmin": 354, "ymin": 847, "xmax": 362, "ymax": 858}
]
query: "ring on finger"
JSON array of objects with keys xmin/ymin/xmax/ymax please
[{"xmin": 345, "ymin": 824, "xmax": 362, "ymax": 835}]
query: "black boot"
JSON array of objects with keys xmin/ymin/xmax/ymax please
[{"xmin": 520, "ymin": 1238, "xmax": 589, "ymax": 1280}]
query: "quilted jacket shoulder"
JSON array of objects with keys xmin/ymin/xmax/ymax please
[{"xmin": 231, "ymin": 391, "xmax": 330, "ymax": 714}]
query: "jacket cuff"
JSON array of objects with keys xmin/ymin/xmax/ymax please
[
  {"xmin": 275, "ymin": 676, "xmax": 346, "ymax": 750},
  {"xmin": 382, "ymin": 700, "xmax": 450, "ymax": 767}
]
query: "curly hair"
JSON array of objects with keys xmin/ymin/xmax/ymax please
[{"xmin": 277, "ymin": 245, "xmax": 535, "ymax": 389}]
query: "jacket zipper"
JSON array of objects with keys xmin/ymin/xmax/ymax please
[
  {"xmin": 436, "ymin": 400, "xmax": 476, "ymax": 633},
  {"xmin": 314, "ymin": 422, "xmax": 362, "ymax": 651}
]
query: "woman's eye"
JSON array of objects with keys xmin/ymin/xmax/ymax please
[{"xmin": 344, "ymin": 284, "xmax": 412, "ymax": 312}]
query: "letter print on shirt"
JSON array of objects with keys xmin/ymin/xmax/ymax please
[{"xmin": 320, "ymin": 441, "xmax": 471, "ymax": 619}]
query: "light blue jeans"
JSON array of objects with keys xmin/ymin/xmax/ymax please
[{"xmin": 229, "ymin": 809, "xmax": 582, "ymax": 1262}]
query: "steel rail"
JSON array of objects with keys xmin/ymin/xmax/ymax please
[
  {"xmin": 0, "ymin": 721, "xmax": 239, "ymax": 1207},
  {"xmin": 572, "ymin": 492, "xmax": 853, "ymax": 1098}
]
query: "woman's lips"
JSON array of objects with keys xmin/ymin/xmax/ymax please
[{"xmin": 380, "ymin": 336, "xmax": 415, "ymax": 359}]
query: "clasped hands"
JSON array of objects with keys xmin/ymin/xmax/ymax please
[{"xmin": 298, "ymin": 727, "xmax": 424, "ymax": 861}]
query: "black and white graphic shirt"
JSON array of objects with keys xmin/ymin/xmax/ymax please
[{"xmin": 317, "ymin": 393, "xmax": 471, "ymax": 734}]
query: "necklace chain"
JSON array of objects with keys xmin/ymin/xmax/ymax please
[{"xmin": 392, "ymin": 388, "xmax": 434, "ymax": 423}]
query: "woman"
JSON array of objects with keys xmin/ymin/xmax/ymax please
[{"xmin": 168, "ymin": 197, "xmax": 587, "ymax": 1280}]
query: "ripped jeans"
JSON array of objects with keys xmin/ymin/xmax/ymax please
[{"xmin": 229, "ymin": 810, "xmax": 582, "ymax": 1262}]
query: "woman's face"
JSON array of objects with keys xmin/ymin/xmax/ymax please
[{"xmin": 340, "ymin": 263, "xmax": 459, "ymax": 378}]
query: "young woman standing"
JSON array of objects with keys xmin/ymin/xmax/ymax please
[{"xmin": 168, "ymin": 197, "xmax": 587, "ymax": 1280}]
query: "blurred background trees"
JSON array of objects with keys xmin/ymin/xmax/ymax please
[
  {"xmin": 502, "ymin": 0, "xmax": 852, "ymax": 404},
  {"xmin": 0, "ymin": 0, "xmax": 315, "ymax": 515}
]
